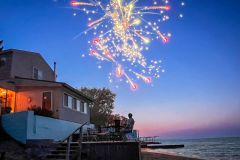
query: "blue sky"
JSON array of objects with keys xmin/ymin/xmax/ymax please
[{"xmin": 0, "ymin": 0, "xmax": 240, "ymax": 138}]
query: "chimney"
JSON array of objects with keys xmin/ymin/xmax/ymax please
[{"xmin": 54, "ymin": 62, "xmax": 57, "ymax": 81}]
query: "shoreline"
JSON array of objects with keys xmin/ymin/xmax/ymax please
[{"xmin": 141, "ymin": 149, "xmax": 202, "ymax": 160}]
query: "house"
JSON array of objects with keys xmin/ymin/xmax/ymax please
[
  {"xmin": 0, "ymin": 49, "xmax": 141, "ymax": 160},
  {"xmin": 0, "ymin": 49, "xmax": 92, "ymax": 124}
]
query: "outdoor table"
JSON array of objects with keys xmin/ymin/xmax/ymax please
[{"xmin": 101, "ymin": 125, "xmax": 126, "ymax": 141}]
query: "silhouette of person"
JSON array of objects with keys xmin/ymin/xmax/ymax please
[{"xmin": 122, "ymin": 113, "xmax": 135, "ymax": 133}]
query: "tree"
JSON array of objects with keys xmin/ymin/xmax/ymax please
[
  {"xmin": 80, "ymin": 87, "xmax": 116, "ymax": 126},
  {"xmin": 107, "ymin": 114, "xmax": 128, "ymax": 126}
]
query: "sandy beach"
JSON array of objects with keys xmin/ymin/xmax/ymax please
[{"xmin": 141, "ymin": 149, "xmax": 202, "ymax": 160}]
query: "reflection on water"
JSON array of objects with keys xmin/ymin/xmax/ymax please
[{"xmin": 153, "ymin": 137, "xmax": 240, "ymax": 160}]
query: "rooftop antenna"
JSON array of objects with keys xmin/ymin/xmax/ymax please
[{"xmin": 0, "ymin": 40, "xmax": 3, "ymax": 51}]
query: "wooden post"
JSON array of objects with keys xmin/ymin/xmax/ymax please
[
  {"xmin": 66, "ymin": 136, "xmax": 72, "ymax": 160},
  {"xmin": 138, "ymin": 141, "xmax": 142, "ymax": 160},
  {"xmin": 137, "ymin": 130, "xmax": 139, "ymax": 141},
  {"xmin": 77, "ymin": 127, "xmax": 83, "ymax": 160}
]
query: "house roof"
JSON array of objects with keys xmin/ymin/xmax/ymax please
[
  {"xmin": 0, "ymin": 49, "xmax": 93, "ymax": 102},
  {"xmin": 0, "ymin": 76, "xmax": 93, "ymax": 102},
  {"xmin": 0, "ymin": 49, "xmax": 54, "ymax": 74}
]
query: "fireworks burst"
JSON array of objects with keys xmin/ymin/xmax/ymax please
[{"xmin": 70, "ymin": 0, "xmax": 184, "ymax": 91}]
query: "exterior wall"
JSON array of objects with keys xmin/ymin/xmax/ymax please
[
  {"xmin": 51, "ymin": 87, "xmax": 63, "ymax": 117},
  {"xmin": 0, "ymin": 52, "xmax": 12, "ymax": 79},
  {"xmin": 58, "ymin": 87, "xmax": 91, "ymax": 124},
  {"xmin": 15, "ymin": 86, "xmax": 60, "ymax": 118},
  {"xmin": 59, "ymin": 107, "xmax": 90, "ymax": 124},
  {"xmin": 11, "ymin": 50, "xmax": 55, "ymax": 81},
  {"xmin": 15, "ymin": 86, "xmax": 91, "ymax": 124}
]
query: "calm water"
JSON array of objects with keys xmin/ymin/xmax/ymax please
[{"xmin": 153, "ymin": 137, "xmax": 240, "ymax": 160}]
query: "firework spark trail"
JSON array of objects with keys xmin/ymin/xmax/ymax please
[
  {"xmin": 133, "ymin": 30, "xmax": 150, "ymax": 44},
  {"xmin": 142, "ymin": 5, "xmax": 171, "ymax": 11},
  {"xmin": 138, "ymin": 17, "xmax": 169, "ymax": 43},
  {"xmin": 71, "ymin": 1, "xmax": 95, "ymax": 6},
  {"xmin": 88, "ymin": 17, "xmax": 105, "ymax": 27},
  {"xmin": 123, "ymin": 72, "xmax": 137, "ymax": 91},
  {"xmin": 70, "ymin": 0, "xmax": 184, "ymax": 90},
  {"xmin": 133, "ymin": 72, "xmax": 152, "ymax": 83},
  {"xmin": 90, "ymin": 49, "xmax": 110, "ymax": 61}
]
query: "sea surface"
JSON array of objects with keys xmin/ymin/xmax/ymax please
[{"xmin": 152, "ymin": 137, "xmax": 240, "ymax": 160}]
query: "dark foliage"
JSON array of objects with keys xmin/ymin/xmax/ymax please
[
  {"xmin": 80, "ymin": 88, "xmax": 116, "ymax": 126},
  {"xmin": 1, "ymin": 107, "xmax": 12, "ymax": 114},
  {"xmin": 28, "ymin": 106, "xmax": 53, "ymax": 118},
  {"xmin": 107, "ymin": 114, "xmax": 128, "ymax": 127}
]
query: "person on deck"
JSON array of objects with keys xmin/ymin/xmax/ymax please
[{"xmin": 122, "ymin": 113, "xmax": 135, "ymax": 133}]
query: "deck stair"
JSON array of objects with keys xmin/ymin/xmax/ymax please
[
  {"xmin": 46, "ymin": 122, "xmax": 88, "ymax": 160},
  {"xmin": 46, "ymin": 142, "xmax": 87, "ymax": 160}
]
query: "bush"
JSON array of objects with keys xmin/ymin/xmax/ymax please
[
  {"xmin": 28, "ymin": 106, "xmax": 53, "ymax": 118},
  {"xmin": 1, "ymin": 106, "xmax": 12, "ymax": 114}
]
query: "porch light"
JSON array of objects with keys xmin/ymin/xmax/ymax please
[{"xmin": 27, "ymin": 97, "xmax": 32, "ymax": 103}]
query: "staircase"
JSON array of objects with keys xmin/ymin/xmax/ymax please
[
  {"xmin": 46, "ymin": 142, "xmax": 87, "ymax": 160},
  {"xmin": 46, "ymin": 122, "xmax": 88, "ymax": 160}
]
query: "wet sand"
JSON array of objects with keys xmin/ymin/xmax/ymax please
[{"xmin": 141, "ymin": 149, "xmax": 202, "ymax": 160}]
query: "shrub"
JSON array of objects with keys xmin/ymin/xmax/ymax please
[
  {"xmin": 28, "ymin": 106, "xmax": 53, "ymax": 118},
  {"xmin": 1, "ymin": 106, "xmax": 12, "ymax": 114}
]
